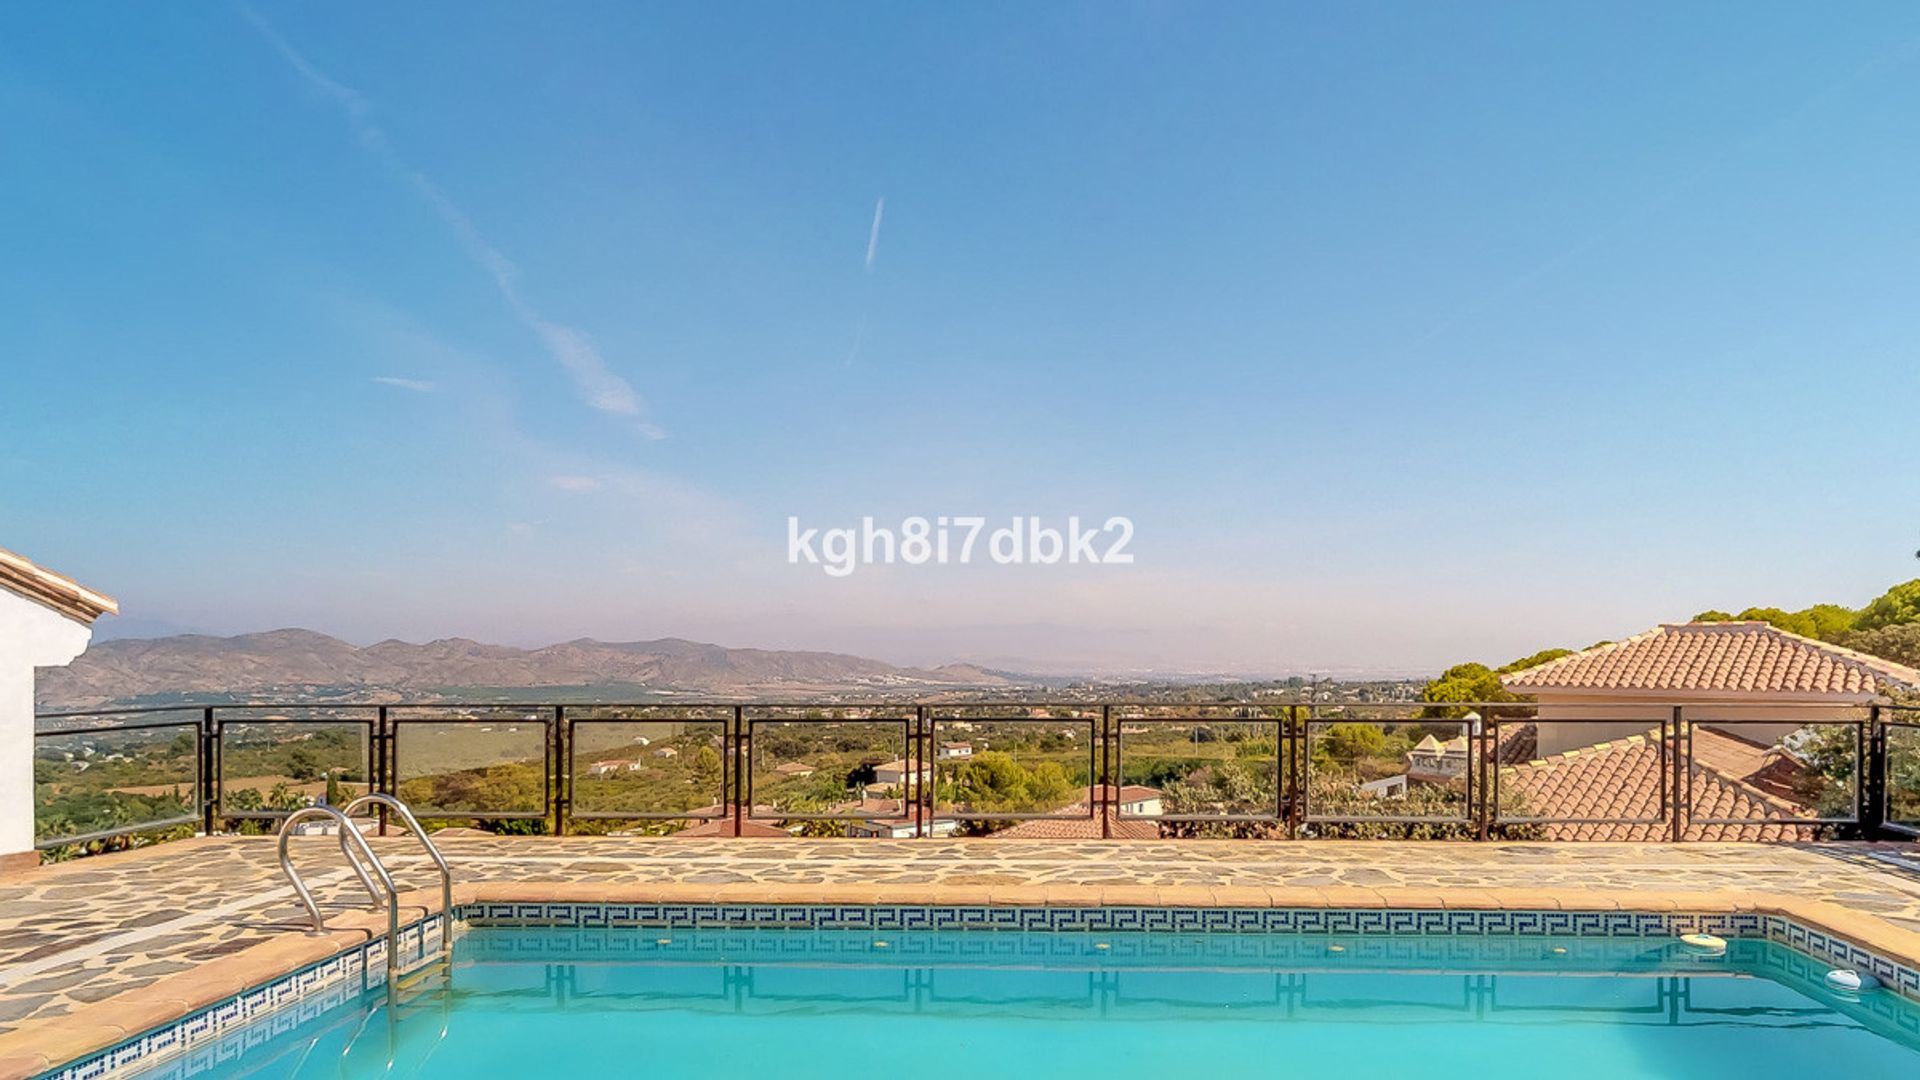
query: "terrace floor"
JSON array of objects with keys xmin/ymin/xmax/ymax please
[{"xmin": 6, "ymin": 836, "xmax": 1920, "ymax": 1069}]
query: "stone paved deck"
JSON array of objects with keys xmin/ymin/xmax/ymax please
[{"xmin": 5, "ymin": 836, "xmax": 1920, "ymax": 1071}]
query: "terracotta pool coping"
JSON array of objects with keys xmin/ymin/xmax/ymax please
[{"xmin": 4, "ymin": 881, "xmax": 1917, "ymax": 1078}]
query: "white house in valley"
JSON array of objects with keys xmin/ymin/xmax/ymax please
[
  {"xmin": 870, "ymin": 758, "xmax": 931, "ymax": 787},
  {"xmin": 1405, "ymin": 734, "xmax": 1471, "ymax": 785},
  {"xmin": 0, "ymin": 546, "xmax": 117, "ymax": 872}
]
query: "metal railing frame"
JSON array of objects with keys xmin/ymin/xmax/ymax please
[
  {"xmin": 340, "ymin": 793, "xmax": 453, "ymax": 963},
  {"xmin": 30, "ymin": 698, "xmax": 1911, "ymax": 846}
]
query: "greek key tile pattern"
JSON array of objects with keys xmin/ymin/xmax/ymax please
[
  {"xmin": 40, "ymin": 915, "xmax": 456, "ymax": 1080},
  {"xmin": 38, "ymin": 904, "xmax": 1920, "ymax": 1080}
]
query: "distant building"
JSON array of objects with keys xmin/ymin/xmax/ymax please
[
  {"xmin": 585, "ymin": 759, "xmax": 639, "ymax": 777},
  {"xmin": 870, "ymin": 758, "xmax": 930, "ymax": 786},
  {"xmin": 1102, "ymin": 784, "xmax": 1164, "ymax": 816},
  {"xmin": 671, "ymin": 805, "xmax": 792, "ymax": 838},
  {"xmin": 773, "ymin": 761, "xmax": 817, "ymax": 778},
  {"xmin": 847, "ymin": 815, "xmax": 961, "ymax": 839},
  {"xmin": 936, "ymin": 742, "xmax": 973, "ymax": 761},
  {"xmin": 651, "ymin": 746, "xmax": 679, "ymax": 759},
  {"xmin": 1405, "ymin": 735, "xmax": 1470, "ymax": 785},
  {"xmin": 1358, "ymin": 774, "xmax": 1408, "ymax": 799},
  {"xmin": 991, "ymin": 785, "xmax": 1165, "ymax": 839},
  {"xmin": 830, "ymin": 797, "xmax": 960, "ymax": 838}
]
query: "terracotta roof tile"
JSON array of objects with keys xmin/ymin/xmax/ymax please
[
  {"xmin": 1501, "ymin": 621, "xmax": 1919, "ymax": 698},
  {"xmin": 1502, "ymin": 728, "xmax": 1816, "ymax": 842},
  {"xmin": 0, "ymin": 545, "xmax": 117, "ymax": 625},
  {"xmin": 992, "ymin": 804, "xmax": 1160, "ymax": 839},
  {"xmin": 676, "ymin": 817, "xmax": 792, "ymax": 838},
  {"xmin": 667, "ymin": 804, "xmax": 792, "ymax": 837},
  {"xmin": 1493, "ymin": 723, "xmax": 1537, "ymax": 764}
]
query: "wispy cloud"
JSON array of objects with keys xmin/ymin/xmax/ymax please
[
  {"xmin": 845, "ymin": 196, "xmax": 886, "ymax": 367},
  {"xmin": 239, "ymin": 5, "xmax": 664, "ymax": 439},
  {"xmin": 864, "ymin": 197, "xmax": 885, "ymax": 273},
  {"xmin": 548, "ymin": 475, "xmax": 604, "ymax": 493},
  {"xmin": 372, "ymin": 375, "xmax": 436, "ymax": 393}
]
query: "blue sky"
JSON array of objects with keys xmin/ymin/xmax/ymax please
[{"xmin": 3, "ymin": 2, "xmax": 1918, "ymax": 675}]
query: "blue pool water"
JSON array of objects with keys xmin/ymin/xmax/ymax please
[{"xmin": 123, "ymin": 928, "xmax": 1920, "ymax": 1079}]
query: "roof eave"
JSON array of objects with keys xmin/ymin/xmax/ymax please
[
  {"xmin": 1504, "ymin": 685, "xmax": 1889, "ymax": 706},
  {"xmin": 0, "ymin": 549, "xmax": 118, "ymax": 627}
]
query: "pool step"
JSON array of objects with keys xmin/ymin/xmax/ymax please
[{"xmin": 391, "ymin": 954, "xmax": 453, "ymax": 999}]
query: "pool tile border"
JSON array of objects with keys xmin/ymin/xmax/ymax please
[
  {"xmin": 463, "ymin": 901, "xmax": 1767, "ymax": 937},
  {"xmin": 25, "ymin": 914, "xmax": 456, "ymax": 1080},
  {"xmin": 19, "ymin": 889, "xmax": 1920, "ymax": 1080}
]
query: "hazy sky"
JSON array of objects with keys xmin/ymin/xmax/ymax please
[{"xmin": 3, "ymin": 3, "xmax": 1918, "ymax": 675}]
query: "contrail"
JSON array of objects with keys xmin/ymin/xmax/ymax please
[
  {"xmin": 237, "ymin": 3, "xmax": 663, "ymax": 439},
  {"xmin": 848, "ymin": 196, "xmax": 885, "ymax": 366},
  {"xmin": 865, "ymin": 197, "xmax": 885, "ymax": 272}
]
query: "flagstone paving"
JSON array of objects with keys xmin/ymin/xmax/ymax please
[{"xmin": 5, "ymin": 836, "xmax": 1920, "ymax": 1040}]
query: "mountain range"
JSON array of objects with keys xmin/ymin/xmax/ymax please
[{"xmin": 34, "ymin": 629, "xmax": 1028, "ymax": 708}]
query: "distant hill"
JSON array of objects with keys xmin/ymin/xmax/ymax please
[{"xmin": 35, "ymin": 629, "xmax": 1027, "ymax": 708}]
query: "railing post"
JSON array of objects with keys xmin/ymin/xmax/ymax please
[
  {"xmin": 1670, "ymin": 706, "xmax": 1685, "ymax": 842},
  {"xmin": 1864, "ymin": 705, "xmax": 1886, "ymax": 839},
  {"xmin": 375, "ymin": 705, "xmax": 390, "ymax": 836},
  {"xmin": 1285, "ymin": 704, "xmax": 1301, "ymax": 838},
  {"xmin": 916, "ymin": 706, "xmax": 928, "ymax": 839},
  {"xmin": 1100, "ymin": 705, "xmax": 1112, "ymax": 840},
  {"xmin": 1474, "ymin": 713, "xmax": 1489, "ymax": 841},
  {"xmin": 552, "ymin": 705, "xmax": 567, "ymax": 836},
  {"xmin": 200, "ymin": 706, "xmax": 217, "ymax": 836},
  {"xmin": 733, "ymin": 706, "xmax": 745, "ymax": 838}
]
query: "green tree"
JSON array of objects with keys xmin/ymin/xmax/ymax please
[
  {"xmin": 1837, "ymin": 624, "xmax": 1920, "ymax": 670},
  {"xmin": 284, "ymin": 747, "xmax": 321, "ymax": 782},
  {"xmin": 689, "ymin": 745, "xmax": 723, "ymax": 792},
  {"xmin": 1422, "ymin": 662, "xmax": 1507, "ymax": 709},
  {"xmin": 1691, "ymin": 604, "xmax": 1858, "ymax": 640},
  {"xmin": 1420, "ymin": 648, "xmax": 1576, "ymax": 719},
  {"xmin": 1499, "ymin": 648, "xmax": 1574, "ymax": 674},
  {"xmin": 1857, "ymin": 580, "xmax": 1920, "ymax": 632},
  {"xmin": 1321, "ymin": 723, "xmax": 1387, "ymax": 762}
]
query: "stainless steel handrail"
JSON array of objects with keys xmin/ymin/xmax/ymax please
[
  {"xmin": 341, "ymin": 794, "xmax": 453, "ymax": 959},
  {"xmin": 277, "ymin": 806, "xmax": 399, "ymax": 1000},
  {"xmin": 278, "ymin": 806, "xmax": 396, "ymax": 932}
]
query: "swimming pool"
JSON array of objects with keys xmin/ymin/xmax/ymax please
[{"xmin": 109, "ymin": 925, "xmax": 1920, "ymax": 1080}]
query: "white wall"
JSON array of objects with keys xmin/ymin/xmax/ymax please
[{"xmin": 0, "ymin": 591, "xmax": 94, "ymax": 866}]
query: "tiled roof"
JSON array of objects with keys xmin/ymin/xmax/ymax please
[
  {"xmin": 1493, "ymin": 723, "xmax": 1538, "ymax": 764},
  {"xmin": 1501, "ymin": 621, "xmax": 1920, "ymax": 698},
  {"xmin": 992, "ymin": 804, "xmax": 1160, "ymax": 839},
  {"xmin": 676, "ymin": 816, "xmax": 792, "ymax": 838},
  {"xmin": 0, "ymin": 545, "xmax": 117, "ymax": 625},
  {"xmin": 827, "ymin": 797, "xmax": 911, "ymax": 816},
  {"xmin": 1502, "ymin": 728, "xmax": 1815, "ymax": 842},
  {"xmin": 665, "ymin": 804, "xmax": 789, "ymax": 836}
]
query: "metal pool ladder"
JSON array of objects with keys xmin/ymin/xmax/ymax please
[{"xmin": 275, "ymin": 795, "xmax": 455, "ymax": 997}]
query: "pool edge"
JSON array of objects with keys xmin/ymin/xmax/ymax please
[{"xmin": 10, "ymin": 884, "xmax": 1920, "ymax": 1080}]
